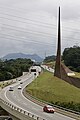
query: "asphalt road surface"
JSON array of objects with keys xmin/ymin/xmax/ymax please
[{"xmin": 0, "ymin": 71, "xmax": 75, "ymax": 120}]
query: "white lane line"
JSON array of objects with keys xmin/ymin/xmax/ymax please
[{"xmin": 3, "ymin": 74, "xmax": 33, "ymax": 113}]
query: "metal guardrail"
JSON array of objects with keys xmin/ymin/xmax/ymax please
[
  {"xmin": 25, "ymin": 92, "xmax": 80, "ymax": 115},
  {"xmin": 53, "ymin": 104, "xmax": 80, "ymax": 115},
  {"xmin": 23, "ymin": 92, "xmax": 80, "ymax": 120},
  {"xmin": 0, "ymin": 73, "xmax": 80, "ymax": 120},
  {"xmin": 0, "ymin": 98, "xmax": 46, "ymax": 120}
]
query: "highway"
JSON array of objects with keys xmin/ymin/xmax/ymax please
[{"xmin": 0, "ymin": 70, "xmax": 75, "ymax": 120}]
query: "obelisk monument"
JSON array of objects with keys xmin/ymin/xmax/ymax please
[{"xmin": 54, "ymin": 7, "xmax": 61, "ymax": 78}]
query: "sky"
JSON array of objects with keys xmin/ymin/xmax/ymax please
[{"xmin": 0, "ymin": 0, "xmax": 80, "ymax": 58}]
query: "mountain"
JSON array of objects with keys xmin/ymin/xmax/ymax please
[{"xmin": 2, "ymin": 53, "xmax": 43, "ymax": 62}]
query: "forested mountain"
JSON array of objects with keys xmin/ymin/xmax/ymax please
[{"xmin": 2, "ymin": 53, "xmax": 43, "ymax": 62}]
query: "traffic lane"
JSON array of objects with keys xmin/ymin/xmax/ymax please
[
  {"xmin": 0, "ymin": 72, "xmax": 75, "ymax": 120},
  {"xmin": 6, "ymin": 90, "xmax": 75, "ymax": 120},
  {"xmin": 0, "ymin": 74, "xmax": 33, "ymax": 104},
  {"xmin": 6, "ymin": 85, "xmax": 75, "ymax": 120}
]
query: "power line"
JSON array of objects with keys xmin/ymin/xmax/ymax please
[
  {"xmin": 0, "ymin": 5, "xmax": 54, "ymax": 21},
  {"xmin": 0, "ymin": 11, "xmax": 79, "ymax": 43},
  {"xmin": 0, "ymin": 10, "xmax": 80, "ymax": 33},
  {"xmin": 0, "ymin": 23, "xmax": 55, "ymax": 37},
  {"xmin": 0, "ymin": 5, "xmax": 80, "ymax": 31},
  {"xmin": 0, "ymin": 22, "xmax": 80, "ymax": 39},
  {"xmin": 2, "ymin": 27, "xmax": 80, "ymax": 44},
  {"xmin": 0, "ymin": 32, "xmax": 79, "ymax": 52},
  {"xmin": 0, "ymin": 10, "xmax": 80, "ymax": 32},
  {"xmin": 0, "ymin": 12, "xmax": 55, "ymax": 29},
  {"xmin": 0, "ymin": 5, "xmax": 80, "ymax": 27},
  {"xmin": 1, "ymin": 23, "xmax": 80, "ymax": 41},
  {"xmin": 0, "ymin": 33, "xmax": 56, "ymax": 47},
  {"xmin": 0, "ymin": 14, "xmax": 80, "ymax": 35}
]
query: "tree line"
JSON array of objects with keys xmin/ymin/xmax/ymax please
[
  {"xmin": 63, "ymin": 46, "xmax": 80, "ymax": 72},
  {"xmin": 0, "ymin": 58, "xmax": 33, "ymax": 81},
  {"xmin": 44, "ymin": 46, "xmax": 80, "ymax": 72}
]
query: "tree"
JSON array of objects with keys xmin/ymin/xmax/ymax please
[
  {"xmin": 44, "ymin": 55, "xmax": 56, "ymax": 63},
  {"xmin": 0, "ymin": 58, "xmax": 33, "ymax": 81},
  {"xmin": 62, "ymin": 46, "xmax": 80, "ymax": 72}
]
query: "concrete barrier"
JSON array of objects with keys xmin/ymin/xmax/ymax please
[{"xmin": 0, "ymin": 98, "xmax": 46, "ymax": 120}]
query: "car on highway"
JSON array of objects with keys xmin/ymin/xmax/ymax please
[
  {"xmin": 20, "ymin": 82, "xmax": 23, "ymax": 84},
  {"xmin": 9, "ymin": 86, "xmax": 13, "ymax": 91},
  {"xmin": 43, "ymin": 105, "xmax": 55, "ymax": 113},
  {"xmin": 18, "ymin": 79, "xmax": 21, "ymax": 81},
  {"xmin": 18, "ymin": 86, "xmax": 22, "ymax": 89}
]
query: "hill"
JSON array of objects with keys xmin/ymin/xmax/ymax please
[
  {"xmin": 44, "ymin": 55, "xmax": 56, "ymax": 63},
  {"xmin": 26, "ymin": 70, "xmax": 80, "ymax": 112},
  {"xmin": 2, "ymin": 53, "xmax": 43, "ymax": 62}
]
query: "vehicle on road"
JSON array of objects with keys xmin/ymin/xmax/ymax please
[
  {"xmin": 20, "ymin": 82, "xmax": 23, "ymax": 84},
  {"xmin": 43, "ymin": 105, "xmax": 55, "ymax": 113},
  {"xmin": 18, "ymin": 86, "xmax": 22, "ymax": 89},
  {"xmin": 9, "ymin": 86, "xmax": 13, "ymax": 91},
  {"xmin": 18, "ymin": 79, "xmax": 21, "ymax": 81}
]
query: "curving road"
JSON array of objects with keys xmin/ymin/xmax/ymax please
[{"xmin": 0, "ymin": 71, "xmax": 75, "ymax": 120}]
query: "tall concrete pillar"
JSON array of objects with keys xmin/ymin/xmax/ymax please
[{"xmin": 54, "ymin": 6, "xmax": 61, "ymax": 78}]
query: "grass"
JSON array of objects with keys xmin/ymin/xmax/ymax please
[
  {"xmin": 26, "ymin": 71, "xmax": 80, "ymax": 104},
  {"xmin": 0, "ymin": 80, "xmax": 14, "ymax": 89},
  {"xmin": 74, "ymin": 72, "xmax": 80, "ymax": 78}
]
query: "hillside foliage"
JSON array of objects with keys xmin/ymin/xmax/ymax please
[
  {"xmin": 62, "ymin": 46, "xmax": 80, "ymax": 72},
  {"xmin": 26, "ymin": 71, "xmax": 80, "ymax": 112},
  {"xmin": 0, "ymin": 58, "xmax": 33, "ymax": 81},
  {"xmin": 44, "ymin": 55, "xmax": 56, "ymax": 63}
]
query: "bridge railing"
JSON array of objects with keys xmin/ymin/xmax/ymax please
[{"xmin": 0, "ymin": 98, "xmax": 46, "ymax": 120}]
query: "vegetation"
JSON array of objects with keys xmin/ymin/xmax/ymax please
[
  {"xmin": 0, "ymin": 58, "xmax": 33, "ymax": 81},
  {"xmin": 63, "ymin": 46, "xmax": 80, "ymax": 72},
  {"xmin": 74, "ymin": 72, "xmax": 80, "ymax": 78},
  {"xmin": 43, "ymin": 55, "xmax": 56, "ymax": 68},
  {"xmin": 43, "ymin": 46, "xmax": 80, "ymax": 72},
  {"xmin": 26, "ymin": 71, "xmax": 80, "ymax": 112},
  {"xmin": 44, "ymin": 55, "xmax": 56, "ymax": 63}
]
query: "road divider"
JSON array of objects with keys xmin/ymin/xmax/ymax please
[{"xmin": 0, "ymin": 98, "xmax": 46, "ymax": 120}]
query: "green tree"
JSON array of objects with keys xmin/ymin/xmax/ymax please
[
  {"xmin": 44, "ymin": 55, "xmax": 56, "ymax": 63},
  {"xmin": 62, "ymin": 46, "xmax": 80, "ymax": 72},
  {"xmin": 0, "ymin": 58, "xmax": 33, "ymax": 81}
]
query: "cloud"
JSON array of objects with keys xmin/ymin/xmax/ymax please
[{"xmin": 0, "ymin": 0, "xmax": 80, "ymax": 58}]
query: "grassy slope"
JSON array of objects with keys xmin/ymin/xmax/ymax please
[
  {"xmin": 74, "ymin": 72, "xmax": 80, "ymax": 78},
  {"xmin": 26, "ymin": 71, "xmax": 80, "ymax": 104}
]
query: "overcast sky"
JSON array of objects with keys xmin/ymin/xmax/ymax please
[{"xmin": 0, "ymin": 0, "xmax": 80, "ymax": 58}]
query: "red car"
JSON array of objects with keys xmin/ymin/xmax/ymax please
[{"xmin": 43, "ymin": 105, "xmax": 55, "ymax": 113}]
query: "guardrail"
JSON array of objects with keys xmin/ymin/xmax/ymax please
[
  {"xmin": 23, "ymin": 91, "xmax": 80, "ymax": 120},
  {"xmin": 0, "ymin": 79, "xmax": 17, "ymax": 89},
  {"xmin": 0, "ymin": 73, "xmax": 80, "ymax": 120},
  {"xmin": 0, "ymin": 73, "xmax": 29, "ymax": 89},
  {"xmin": 0, "ymin": 73, "xmax": 45, "ymax": 120},
  {"xmin": 0, "ymin": 98, "xmax": 46, "ymax": 120},
  {"xmin": 53, "ymin": 104, "xmax": 80, "ymax": 115}
]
